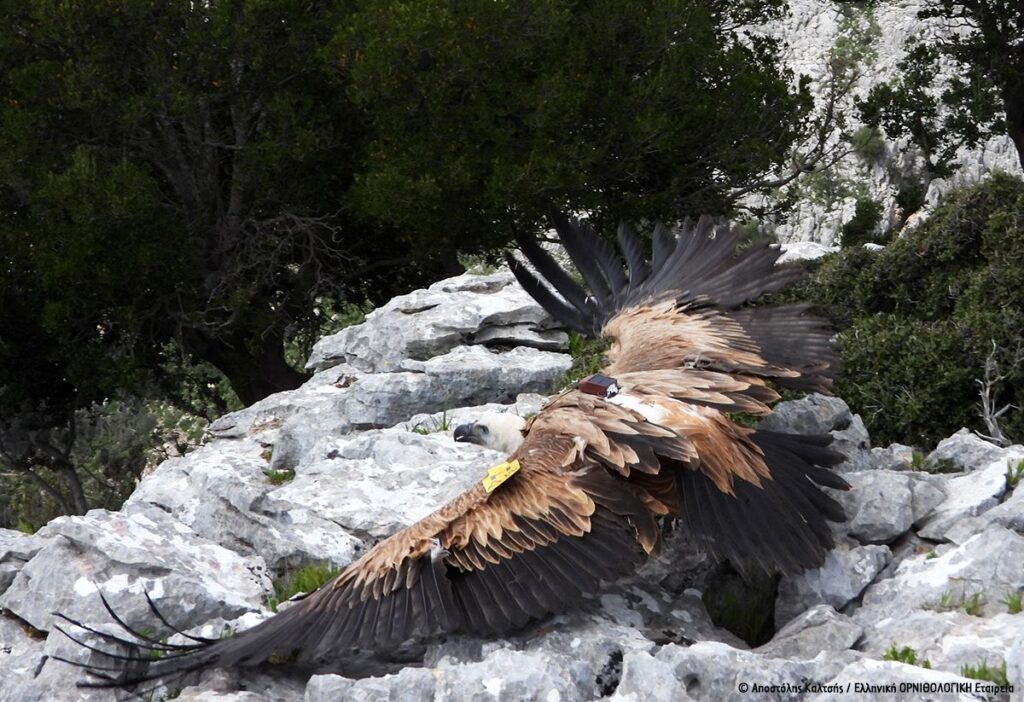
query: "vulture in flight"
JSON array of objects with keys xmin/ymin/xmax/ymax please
[{"xmin": 57, "ymin": 213, "xmax": 847, "ymax": 688}]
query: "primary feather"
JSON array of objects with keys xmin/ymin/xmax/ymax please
[{"xmin": 58, "ymin": 212, "xmax": 847, "ymax": 690}]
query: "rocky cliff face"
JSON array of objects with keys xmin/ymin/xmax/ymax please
[
  {"xmin": 1, "ymin": 268, "xmax": 1022, "ymax": 702},
  {"xmin": 758, "ymin": 0, "xmax": 1023, "ymax": 247}
]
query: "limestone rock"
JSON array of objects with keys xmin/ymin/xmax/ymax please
[
  {"xmin": 759, "ymin": 394, "xmax": 852, "ymax": 435},
  {"xmin": 776, "ymin": 543, "xmax": 891, "ymax": 625},
  {"xmin": 927, "ymin": 429, "xmax": 1015, "ymax": 473},
  {"xmin": 306, "ymin": 271, "xmax": 566, "ymax": 373},
  {"xmin": 916, "ymin": 460, "xmax": 1014, "ymax": 541},
  {"xmin": 814, "ymin": 658, "xmax": 986, "ymax": 702},
  {"xmin": 0, "ymin": 531, "xmax": 41, "ymax": 596},
  {"xmin": 757, "ymin": 605, "xmax": 863, "ymax": 659},
  {"xmin": 872, "ymin": 443, "xmax": 915, "ymax": 471},
  {"xmin": 0, "ymin": 507, "xmax": 270, "ymax": 633},
  {"xmin": 857, "ymin": 526, "xmax": 1024, "ymax": 624}
]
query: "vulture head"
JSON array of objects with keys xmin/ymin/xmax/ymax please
[{"xmin": 452, "ymin": 413, "xmax": 526, "ymax": 454}]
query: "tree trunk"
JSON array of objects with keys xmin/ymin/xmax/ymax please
[{"xmin": 196, "ymin": 330, "xmax": 309, "ymax": 407}]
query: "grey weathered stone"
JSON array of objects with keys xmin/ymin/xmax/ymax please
[
  {"xmin": 776, "ymin": 543, "xmax": 891, "ymax": 625},
  {"xmin": 0, "ymin": 530, "xmax": 41, "ymax": 596},
  {"xmin": 927, "ymin": 429, "xmax": 1013, "ymax": 473},
  {"xmin": 916, "ymin": 460, "xmax": 1013, "ymax": 541},
  {"xmin": 872, "ymin": 443, "xmax": 915, "ymax": 471},
  {"xmin": 651, "ymin": 642, "xmax": 859, "ymax": 702},
  {"xmin": 306, "ymin": 271, "xmax": 566, "ymax": 373},
  {"xmin": 813, "ymin": 658, "xmax": 986, "ymax": 702},
  {"xmin": 837, "ymin": 471, "xmax": 914, "ymax": 544},
  {"xmin": 0, "ymin": 507, "xmax": 270, "ymax": 633},
  {"xmin": 945, "ymin": 481, "xmax": 1024, "ymax": 544},
  {"xmin": 126, "ymin": 439, "xmax": 365, "ymax": 572},
  {"xmin": 336, "ymin": 345, "xmax": 570, "ymax": 428},
  {"xmin": 757, "ymin": 605, "xmax": 863, "ymax": 659},
  {"xmin": 829, "ymin": 414, "xmax": 873, "ymax": 473},
  {"xmin": 758, "ymin": 394, "xmax": 852, "ymax": 435},
  {"xmin": 857, "ymin": 526, "xmax": 1024, "ymax": 624}
]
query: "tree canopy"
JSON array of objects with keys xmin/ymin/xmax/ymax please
[
  {"xmin": 343, "ymin": 0, "xmax": 810, "ymax": 246},
  {"xmin": 858, "ymin": 0, "xmax": 1024, "ymax": 175}
]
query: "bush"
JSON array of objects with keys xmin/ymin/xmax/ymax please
[
  {"xmin": 792, "ymin": 173, "xmax": 1024, "ymax": 447},
  {"xmin": 851, "ymin": 125, "xmax": 886, "ymax": 164},
  {"xmin": 840, "ymin": 197, "xmax": 885, "ymax": 248}
]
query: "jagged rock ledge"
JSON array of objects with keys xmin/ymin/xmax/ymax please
[{"xmin": 1, "ymin": 269, "xmax": 1021, "ymax": 702}]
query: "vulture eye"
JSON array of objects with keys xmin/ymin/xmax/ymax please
[{"xmin": 479, "ymin": 425, "xmax": 490, "ymax": 435}]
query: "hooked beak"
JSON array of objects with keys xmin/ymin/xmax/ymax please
[{"xmin": 453, "ymin": 422, "xmax": 476, "ymax": 444}]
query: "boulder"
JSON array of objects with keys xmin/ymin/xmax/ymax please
[
  {"xmin": 927, "ymin": 429, "xmax": 1014, "ymax": 473},
  {"xmin": 857, "ymin": 526, "xmax": 1024, "ymax": 624},
  {"xmin": 871, "ymin": 443, "xmax": 915, "ymax": 471},
  {"xmin": 758, "ymin": 394, "xmax": 852, "ymax": 435},
  {"xmin": 814, "ymin": 658, "xmax": 987, "ymax": 702},
  {"xmin": 776, "ymin": 543, "xmax": 891, "ymax": 625},
  {"xmin": 0, "ymin": 507, "xmax": 270, "ymax": 633},
  {"xmin": 756, "ymin": 605, "xmax": 863, "ymax": 660},
  {"xmin": 916, "ymin": 460, "xmax": 1014, "ymax": 541},
  {"xmin": 306, "ymin": 271, "xmax": 566, "ymax": 373},
  {"xmin": 0, "ymin": 530, "xmax": 41, "ymax": 596}
]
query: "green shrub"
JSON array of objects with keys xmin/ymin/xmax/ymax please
[
  {"xmin": 790, "ymin": 173, "xmax": 1024, "ymax": 447},
  {"xmin": 851, "ymin": 125, "xmax": 886, "ymax": 163},
  {"xmin": 840, "ymin": 197, "xmax": 886, "ymax": 248}
]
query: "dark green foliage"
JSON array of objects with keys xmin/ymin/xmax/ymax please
[
  {"xmin": 840, "ymin": 197, "xmax": 885, "ymax": 247},
  {"xmin": 562, "ymin": 333, "xmax": 609, "ymax": 388},
  {"xmin": 342, "ymin": 0, "xmax": 810, "ymax": 248},
  {"xmin": 857, "ymin": 1, "xmax": 1024, "ymax": 172},
  {"xmin": 702, "ymin": 568, "xmax": 778, "ymax": 646},
  {"xmin": 790, "ymin": 174, "xmax": 1024, "ymax": 447},
  {"xmin": 268, "ymin": 561, "xmax": 342, "ymax": 613},
  {"xmin": 850, "ymin": 125, "xmax": 887, "ymax": 163}
]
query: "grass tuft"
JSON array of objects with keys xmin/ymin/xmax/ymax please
[
  {"xmin": 960, "ymin": 660, "xmax": 1008, "ymax": 686},
  {"xmin": 882, "ymin": 644, "xmax": 931, "ymax": 668},
  {"xmin": 268, "ymin": 561, "xmax": 342, "ymax": 612},
  {"xmin": 264, "ymin": 468, "xmax": 296, "ymax": 485}
]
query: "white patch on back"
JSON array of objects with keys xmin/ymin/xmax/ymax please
[{"xmin": 607, "ymin": 392, "xmax": 668, "ymax": 423}]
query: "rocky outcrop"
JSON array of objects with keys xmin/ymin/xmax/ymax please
[
  {"xmin": 757, "ymin": 0, "xmax": 1024, "ymax": 247},
  {"xmin": 2, "ymin": 272, "xmax": 1023, "ymax": 701}
]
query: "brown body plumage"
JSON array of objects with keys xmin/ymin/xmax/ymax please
[{"xmin": 57, "ymin": 213, "xmax": 847, "ymax": 688}]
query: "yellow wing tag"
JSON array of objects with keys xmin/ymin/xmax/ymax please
[{"xmin": 481, "ymin": 460, "xmax": 520, "ymax": 493}]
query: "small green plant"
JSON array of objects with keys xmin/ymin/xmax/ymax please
[
  {"xmin": 960, "ymin": 660, "xmax": 1009, "ymax": 686},
  {"xmin": 560, "ymin": 333, "xmax": 607, "ymax": 388},
  {"xmin": 926, "ymin": 550, "xmax": 938, "ymax": 560},
  {"xmin": 963, "ymin": 592, "xmax": 985, "ymax": 616},
  {"xmin": 457, "ymin": 252, "xmax": 499, "ymax": 275},
  {"xmin": 264, "ymin": 468, "xmax": 296, "ymax": 485},
  {"xmin": 1003, "ymin": 589, "xmax": 1023, "ymax": 614},
  {"xmin": 851, "ymin": 125, "xmax": 886, "ymax": 163},
  {"xmin": 882, "ymin": 644, "xmax": 931, "ymax": 668},
  {"xmin": 268, "ymin": 561, "xmax": 342, "ymax": 612},
  {"xmin": 908, "ymin": 451, "xmax": 959, "ymax": 474},
  {"xmin": 1007, "ymin": 459, "xmax": 1024, "ymax": 489},
  {"xmin": 925, "ymin": 590, "xmax": 985, "ymax": 615},
  {"xmin": 409, "ymin": 405, "xmax": 453, "ymax": 435}
]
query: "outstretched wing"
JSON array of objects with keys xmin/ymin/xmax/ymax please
[
  {"xmin": 57, "ymin": 412, "xmax": 666, "ymax": 688},
  {"xmin": 58, "ymin": 212, "xmax": 847, "ymax": 689},
  {"xmin": 507, "ymin": 213, "xmax": 836, "ymax": 391},
  {"xmin": 506, "ymin": 212, "xmax": 848, "ymax": 571}
]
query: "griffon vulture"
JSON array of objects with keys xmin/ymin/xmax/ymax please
[{"xmin": 57, "ymin": 213, "xmax": 847, "ymax": 688}]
